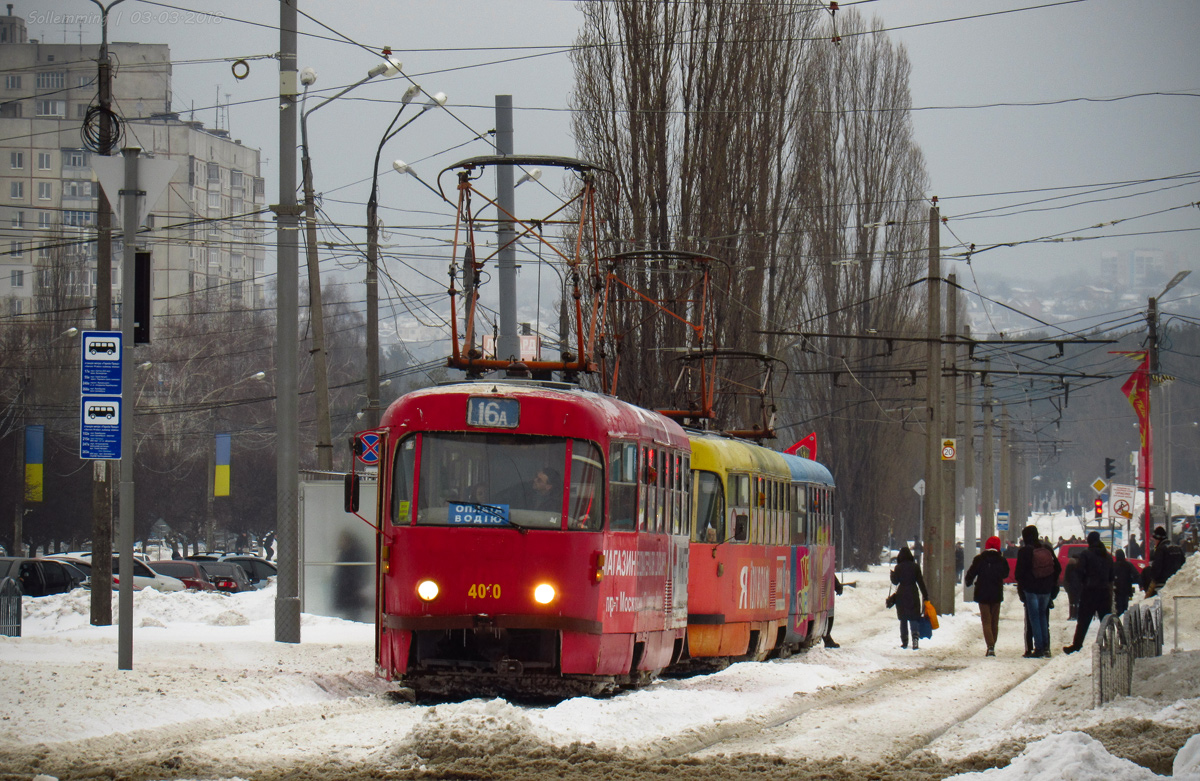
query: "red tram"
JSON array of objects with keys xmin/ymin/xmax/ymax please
[
  {"xmin": 349, "ymin": 379, "xmax": 837, "ymax": 699},
  {"xmin": 364, "ymin": 380, "xmax": 690, "ymax": 698}
]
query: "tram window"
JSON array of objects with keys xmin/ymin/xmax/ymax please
[
  {"xmin": 413, "ymin": 432, "xmax": 565, "ymax": 528},
  {"xmin": 681, "ymin": 455, "xmax": 691, "ymax": 536},
  {"xmin": 391, "ymin": 436, "xmax": 417, "ymax": 525},
  {"xmin": 609, "ymin": 442, "xmax": 638, "ymax": 531},
  {"xmin": 672, "ymin": 453, "xmax": 684, "ymax": 535},
  {"xmin": 656, "ymin": 449, "xmax": 667, "ymax": 533},
  {"xmin": 567, "ymin": 440, "xmax": 604, "ymax": 531},
  {"xmin": 693, "ymin": 471, "xmax": 724, "ymax": 542},
  {"xmin": 791, "ymin": 484, "xmax": 807, "ymax": 545}
]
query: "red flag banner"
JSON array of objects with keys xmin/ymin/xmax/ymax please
[
  {"xmin": 1119, "ymin": 351, "xmax": 1152, "ymax": 488},
  {"xmin": 785, "ymin": 432, "xmax": 818, "ymax": 460}
]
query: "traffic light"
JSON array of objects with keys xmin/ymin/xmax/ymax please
[
  {"xmin": 1094, "ymin": 497, "xmax": 1104, "ymax": 519},
  {"xmin": 1104, "ymin": 457, "xmax": 1116, "ymax": 481}
]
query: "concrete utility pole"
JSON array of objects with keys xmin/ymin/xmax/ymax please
[
  {"xmin": 117, "ymin": 148, "xmax": 139, "ymax": 670},
  {"xmin": 923, "ymin": 203, "xmax": 943, "ymax": 606},
  {"xmin": 981, "ymin": 361, "xmax": 995, "ymax": 540},
  {"xmin": 274, "ymin": 0, "xmax": 301, "ymax": 644},
  {"xmin": 87, "ymin": 0, "xmax": 125, "ymax": 628},
  {"xmin": 941, "ymin": 272, "xmax": 957, "ymax": 612},
  {"xmin": 1147, "ymin": 270, "xmax": 1191, "ymax": 544},
  {"xmin": 963, "ymin": 325, "xmax": 977, "ymax": 558},
  {"xmin": 495, "ymin": 95, "xmax": 520, "ymax": 363},
  {"xmin": 999, "ymin": 403, "xmax": 1011, "ymax": 536}
]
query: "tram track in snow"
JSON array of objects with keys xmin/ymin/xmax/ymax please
[{"xmin": 660, "ymin": 652, "xmax": 1047, "ymax": 764}]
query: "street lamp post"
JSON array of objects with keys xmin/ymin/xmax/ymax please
[
  {"xmin": 298, "ymin": 58, "xmax": 402, "ymax": 469},
  {"xmin": 1148, "ymin": 270, "xmax": 1191, "ymax": 545},
  {"xmin": 364, "ymin": 90, "xmax": 447, "ymax": 428}
]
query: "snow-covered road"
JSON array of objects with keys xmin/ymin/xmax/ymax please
[{"xmin": 2, "ymin": 559, "xmax": 1199, "ymax": 780}]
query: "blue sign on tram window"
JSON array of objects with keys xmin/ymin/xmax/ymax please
[
  {"xmin": 448, "ymin": 503, "xmax": 510, "ymax": 526},
  {"xmin": 467, "ymin": 397, "xmax": 520, "ymax": 428}
]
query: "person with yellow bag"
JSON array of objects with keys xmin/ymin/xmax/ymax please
[{"xmin": 890, "ymin": 545, "xmax": 930, "ymax": 650}]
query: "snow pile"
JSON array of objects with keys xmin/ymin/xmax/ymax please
[{"xmin": 946, "ymin": 732, "xmax": 1167, "ymax": 780}]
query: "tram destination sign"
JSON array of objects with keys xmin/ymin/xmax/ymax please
[{"xmin": 467, "ymin": 397, "xmax": 520, "ymax": 428}]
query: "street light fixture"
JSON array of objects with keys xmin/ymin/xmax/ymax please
[
  {"xmin": 299, "ymin": 58, "xmax": 403, "ymax": 470},
  {"xmin": 391, "ymin": 160, "xmax": 447, "ymax": 201},
  {"xmin": 364, "ymin": 88, "xmax": 448, "ymax": 428}
]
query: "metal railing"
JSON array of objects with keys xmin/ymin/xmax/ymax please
[
  {"xmin": 1093, "ymin": 598, "xmax": 1162, "ymax": 707},
  {"xmin": 0, "ymin": 576, "xmax": 20, "ymax": 637}
]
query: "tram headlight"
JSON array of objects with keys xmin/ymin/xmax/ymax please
[
  {"xmin": 533, "ymin": 583, "xmax": 557, "ymax": 604},
  {"xmin": 416, "ymin": 579, "xmax": 439, "ymax": 601}
]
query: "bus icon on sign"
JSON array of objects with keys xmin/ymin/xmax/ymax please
[
  {"xmin": 87, "ymin": 404, "xmax": 116, "ymax": 420},
  {"xmin": 88, "ymin": 340, "xmax": 117, "ymax": 355}
]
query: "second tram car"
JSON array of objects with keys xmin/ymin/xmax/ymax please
[{"xmin": 352, "ymin": 379, "xmax": 837, "ymax": 698}]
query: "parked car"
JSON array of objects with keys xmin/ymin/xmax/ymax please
[
  {"xmin": 148, "ymin": 560, "xmax": 217, "ymax": 591},
  {"xmin": 73, "ymin": 554, "xmax": 185, "ymax": 592},
  {"xmin": 199, "ymin": 561, "xmax": 253, "ymax": 593},
  {"xmin": 220, "ymin": 556, "xmax": 277, "ymax": 589},
  {"xmin": 0, "ymin": 557, "xmax": 88, "ymax": 597},
  {"xmin": 183, "ymin": 554, "xmax": 222, "ymax": 562}
]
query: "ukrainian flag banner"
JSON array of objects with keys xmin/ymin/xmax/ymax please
[
  {"xmin": 214, "ymin": 433, "xmax": 231, "ymax": 497},
  {"xmin": 24, "ymin": 424, "xmax": 44, "ymax": 502}
]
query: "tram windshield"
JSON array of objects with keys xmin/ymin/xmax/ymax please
[{"xmin": 395, "ymin": 432, "xmax": 603, "ymax": 531}]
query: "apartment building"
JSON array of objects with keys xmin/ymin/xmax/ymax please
[{"xmin": 0, "ymin": 5, "xmax": 266, "ymax": 322}]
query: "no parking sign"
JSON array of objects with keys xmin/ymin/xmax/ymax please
[{"xmin": 355, "ymin": 432, "xmax": 381, "ymax": 465}]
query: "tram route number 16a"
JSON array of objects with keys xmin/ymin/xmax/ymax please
[{"xmin": 467, "ymin": 397, "xmax": 520, "ymax": 428}]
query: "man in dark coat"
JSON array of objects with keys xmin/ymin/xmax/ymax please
[
  {"xmin": 890, "ymin": 546, "xmax": 929, "ymax": 650},
  {"xmin": 1063, "ymin": 531, "xmax": 1113, "ymax": 654},
  {"xmin": 965, "ymin": 535, "xmax": 1010, "ymax": 656},
  {"xmin": 1145, "ymin": 525, "xmax": 1185, "ymax": 598},
  {"xmin": 955, "ymin": 542, "xmax": 965, "ymax": 584},
  {"xmin": 1014, "ymin": 524, "xmax": 1061, "ymax": 658},
  {"xmin": 1112, "ymin": 548, "xmax": 1138, "ymax": 615}
]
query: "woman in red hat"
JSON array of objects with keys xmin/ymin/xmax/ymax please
[{"xmin": 964, "ymin": 536, "xmax": 1011, "ymax": 657}]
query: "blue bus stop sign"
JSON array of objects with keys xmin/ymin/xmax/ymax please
[{"xmin": 80, "ymin": 396, "xmax": 122, "ymax": 459}]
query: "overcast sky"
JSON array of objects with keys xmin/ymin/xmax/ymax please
[{"xmin": 31, "ymin": 0, "xmax": 1200, "ymax": 308}]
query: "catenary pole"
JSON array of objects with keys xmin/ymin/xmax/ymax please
[
  {"xmin": 924, "ymin": 203, "xmax": 942, "ymax": 606},
  {"xmin": 88, "ymin": 0, "xmax": 125, "ymax": 628},
  {"xmin": 981, "ymin": 361, "xmax": 995, "ymax": 540},
  {"xmin": 275, "ymin": 0, "xmax": 301, "ymax": 644},
  {"xmin": 963, "ymin": 324, "xmax": 977, "ymax": 559},
  {"xmin": 942, "ymin": 272, "xmax": 957, "ymax": 613},
  {"xmin": 117, "ymin": 147, "xmax": 139, "ymax": 670},
  {"xmin": 495, "ymin": 95, "xmax": 520, "ymax": 363}
]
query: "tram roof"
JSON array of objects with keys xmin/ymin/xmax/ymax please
[{"xmin": 780, "ymin": 453, "xmax": 835, "ymax": 487}]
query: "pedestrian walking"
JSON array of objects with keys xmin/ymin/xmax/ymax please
[
  {"xmin": 955, "ymin": 541, "xmax": 965, "ymax": 584},
  {"xmin": 823, "ymin": 576, "xmax": 844, "ymax": 648},
  {"xmin": 1112, "ymin": 548, "xmax": 1138, "ymax": 615},
  {"xmin": 964, "ymin": 535, "xmax": 1010, "ymax": 656},
  {"xmin": 1063, "ymin": 531, "xmax": 1114, "ymax": 654},
  {"xmin": 890, "ymin": 546, "xmax": 929, "ymax": 650},
  {"xmin": 1014, "ymin": 524, "xmax": 1060, "ymax": 658},
  {"xmin": 1144, "ymin": 526, "xmax": 1186, "ymax": 598},
  {"xmin": 262, "ymin": 531, "xmax": 275, "ymax": 562}
]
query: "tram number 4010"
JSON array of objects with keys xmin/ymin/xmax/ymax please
[
  {"xmin": 467, "ymin": 397, "xmax": 520, "ymax": 428},
  {"xmin": 468, "ymin": 583, "xmax": 501, "ymax": 599}
]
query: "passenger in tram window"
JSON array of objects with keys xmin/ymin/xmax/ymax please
[{"xmin": 531, "ymin": 466, "xmax": 562, "ymax": 511}]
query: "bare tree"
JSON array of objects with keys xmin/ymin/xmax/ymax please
[{"xmin": 571, "ymin": 3, "xmax": 932, "ymax": 564}]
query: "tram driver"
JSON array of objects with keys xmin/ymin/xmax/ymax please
[{"xmin": 531, "ymin": 466, "xmax": 562, "ymax": 512}]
